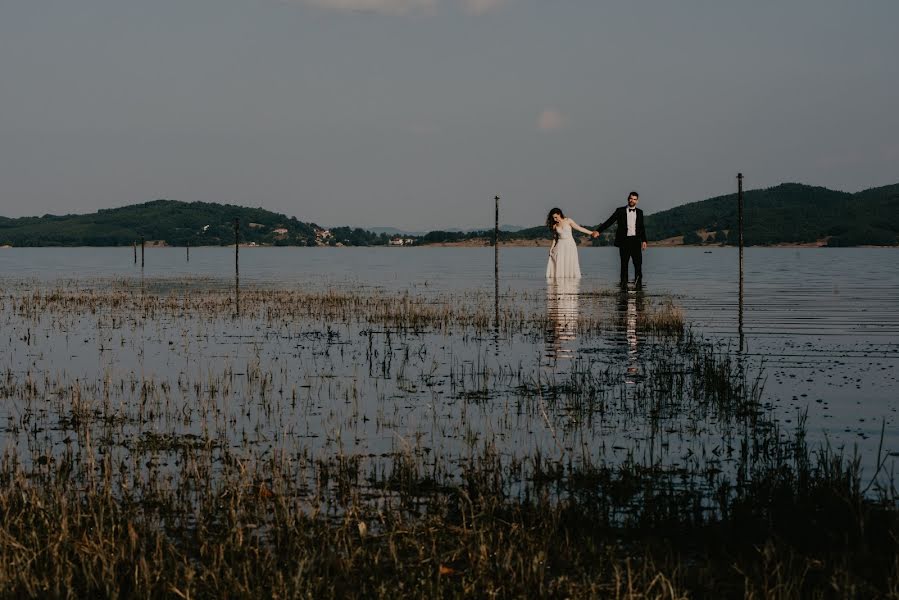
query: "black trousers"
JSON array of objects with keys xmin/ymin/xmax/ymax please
[{"xmin": 618, "ymin": 237, "xmax": 642, "ymax": 282}]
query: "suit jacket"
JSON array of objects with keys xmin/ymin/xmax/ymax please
[{"xmin": 597, "ymin": 206, "xmax": 647, "ymax": 247}]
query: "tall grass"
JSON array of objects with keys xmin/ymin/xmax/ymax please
[{"xmin": 0, "ymin": 279, "xmax": 895, "ymax": 598}]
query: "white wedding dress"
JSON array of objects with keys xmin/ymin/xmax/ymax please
[{"xmin": 546, "ymin": 221, "xmax": 581, "ymax": 279}]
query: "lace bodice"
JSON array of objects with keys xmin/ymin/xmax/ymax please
[{"xmin": 554, "ymin": 222, "xmax": 573, "ymax": 241}]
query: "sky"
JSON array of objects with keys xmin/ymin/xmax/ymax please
[{"xmin": 1, "ymin": 0, "xmax": 898, "ymax": 230}]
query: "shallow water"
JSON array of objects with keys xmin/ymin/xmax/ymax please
[{"xmin": 0, "ymin": 246, "xmax": 897, "ymax": 476}]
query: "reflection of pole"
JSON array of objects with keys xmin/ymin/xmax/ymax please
[
  {"xmin": 737, "ymin": 173, "xmax": 745, "ymax": 350},
  {"xmin": 234, "ymin": 218, "xmax": 240, "ymax": 317},
  {"xmin": 494, "ymin": 195, "xmax": 500, "ymax": 329},
  {"xmin": 140, "ymin": 236, "xmax": 145, "ymax": 269}
]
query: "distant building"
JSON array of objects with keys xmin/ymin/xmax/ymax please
[
  {"xmin": 314, "ymin": 228, "xmax": 333, "ymax": 246},
  {"xmin": 389, "ymin": 237, "xmax": 415, "ymax": 246},
  {"xmin": 248, "ymin": 222, "xmax": 265, "ymax": 229}
]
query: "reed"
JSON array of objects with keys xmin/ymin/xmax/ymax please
[{"xmin": 0, "ymin": 277, "xmax": 895, "ymax": 598}]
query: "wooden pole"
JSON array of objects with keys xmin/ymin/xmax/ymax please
[
  {"xmin": 494, "ymin": 195, "xmax": 499, "ymax": 270},
  {"xmin": 738, "ymin": 173, "xmax": 744, "ymax": 275},
  {"xmin": 186, "ymin": 240, "xmax": 190, "ymax": 263},
  {"xmin": 133, "ymin": 241, "xmax": 137, "ymax": 264},
  {"xmin": 494, "ymin": 195, "xmax": 500, "ymax": 329},
  {"xmin": 737, "ymin": 173, "xmax": 744, "ymax": 350},
  {"xmin": 140, "ymin": 236, "xmax": 145, "ymax": 269},
  {"xmin": 234, "ymin": 218, "xmax": 240, "ymax": 317}
]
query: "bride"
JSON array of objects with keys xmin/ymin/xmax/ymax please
[{"xmin": 546, "ymin": 207, "xmax": 597, "ymax": 279}]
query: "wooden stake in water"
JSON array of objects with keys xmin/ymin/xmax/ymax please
[
  {"xmin": 234, "ymin": 218, "xmax": 240, "ymax": 317},
  {"xmin": 738, "ymin": 173, "xmax": 744, "ymax": 272},
  {"xmin": 133, "ymin": 241, "xmax": 137, "ymax": 264},
  {"xmin": 494, "ymin": 195, "xmax": 500, "ymax": 329},
  {"xmin": 737, "ymin": 173, "xmax": 745, "ymax": 350},
  {"xmin": 186, "ymin": 240, "xmax": 190, "ymax": 263},
  {"xmin": 140, "ymin": 236, "xmax": 145, "ymax": 269}
]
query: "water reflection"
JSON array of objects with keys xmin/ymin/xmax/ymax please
[
  {"xmin": 545, "ymin": 279, "xmax": 580, "ymax": 361},
  {"xmin": 617, "ymin": 285, "xmax": 646, "ymax": 384},
  {"xmin": 738, "ymin": 275, "xmax": 745, "ymax": 352}
]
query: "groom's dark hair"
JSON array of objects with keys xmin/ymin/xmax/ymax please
[{"xmin": 629, "ymin": 191, "xmax": 639, "ymax": 199}]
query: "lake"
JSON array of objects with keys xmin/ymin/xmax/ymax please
[{"xmin": 1, "ymin": 246, "xmax": 897, "ymax": 476}]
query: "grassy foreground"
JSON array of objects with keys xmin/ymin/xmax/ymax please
[
  {"xmin": 1, "ymin": 420, "xmax": 896, "ymax": 598},
  {"xmin": 0, "ymin": 282, "xmax": 896, "ymax": 598}
]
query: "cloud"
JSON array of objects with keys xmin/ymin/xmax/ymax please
[
  {"xmin": 537, "ymin": 108, "xmax": 566, "ymax": 132},
  {"xmin": 461, "ymin": 0, "xmax": 505, "ymax": 15},
  {"xmin": 304, "ymin": 0, "xmax": 436, "ymax": 15}
]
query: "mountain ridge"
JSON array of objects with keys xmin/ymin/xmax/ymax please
[{"xmin": 1, "ymin": 182, "xmax": 897, "ymax": 247}]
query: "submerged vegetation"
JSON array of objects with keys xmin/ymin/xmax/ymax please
[{"xmin": 0, "ymin": 279, "xmax": 896, "ymax": 598}]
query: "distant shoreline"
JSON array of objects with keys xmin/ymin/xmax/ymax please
[
  {"xmin": 416, "ymin": 237, "xmax": 895, "ymax": 248},
  {"xmin": 2, "ymin": 242, "xmax": 896, "ymax": 249}
]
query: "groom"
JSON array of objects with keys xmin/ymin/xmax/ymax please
[{"xmin": 591, "ymin": 191, "xmax": 648, "ymax": 285}]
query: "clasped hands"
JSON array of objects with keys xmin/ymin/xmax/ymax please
[{"xmin": 587, "ymin": 231, "xmax": 648, "ymax": 250}]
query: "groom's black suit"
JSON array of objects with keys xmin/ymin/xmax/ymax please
[{"xmin": 597, "ymin": 206, "xmax": 647, "ymax": 283}]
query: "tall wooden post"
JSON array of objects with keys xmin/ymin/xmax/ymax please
[
  {"xmin": 494, "ymin": 195, "xmax": 500, "ymax": 329},
  {"xmin": 140, "ymin": 236, "xmax": 145, "ymax": 269},
  {"xmin": 738, "ymin": 173, "xmax": 744, "ymax": 275},
  {"xmin": 133, "ymin": 241, "xmax": 137, "ymax": 264},
  {"xmin": 737, "ymin": 173, "xmax": 745, "ymax": 350},
  {"xmin": 494, "ymin": 195, "xmax": 500, "ymax": 271},
  {"xmin": 234, "ymin": 218, "xmax": 240, "ymax": 317},
  {"xmin": 186, "ymin": 240, "xmax": 190, "ymax": 263}
]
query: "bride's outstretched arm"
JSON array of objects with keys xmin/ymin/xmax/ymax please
[{"xmin": 568, "ymin": 219, "xmax": 596, "ymax": 236}]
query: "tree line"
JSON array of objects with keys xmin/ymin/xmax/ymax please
[{"xmin": 1, "ymin": 183, "xmax": 897, "ymax": 247}]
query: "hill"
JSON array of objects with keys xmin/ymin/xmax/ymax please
[
  {"xmin": 1, "ymin": 183, "xmax": 897, "ymax": 247},
  {"xmin": 453, "ymin": 182, "xmax": 899, "ymax": 247},
  {"xmin": 643, "ymin": 182, "xmax": 899, "ymax": 246},
  {"xmin": 0, "ymin": 200, "xmax": 328, "ymax": 247}
]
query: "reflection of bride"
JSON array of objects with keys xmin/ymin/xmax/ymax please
[{"xmin": 546, "ymin": 279, "xmax": 580, "ymax": 360}]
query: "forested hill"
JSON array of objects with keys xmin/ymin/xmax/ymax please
[
  {"xmin": 1, "ymin": 183, "xmax": 897, "ymax": 247},
  {"xmin": 644, "ymin": 182, "xmax": 899, "ymax": 246},
  {"xmin": 0, "ymin": 200, "xmax": 383, "ymax": 247},
  {"xmin": 487, "ymin": 182, "xmax": 899, "ymax": 247}
]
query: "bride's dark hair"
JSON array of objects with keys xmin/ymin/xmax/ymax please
[{"xmin": 546, "ymin": 208, "xmax": 564, "ymax": 229}]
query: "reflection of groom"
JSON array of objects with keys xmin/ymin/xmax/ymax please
[{"xmin": 591, "ymin": 191, "xmax": 647, "ymax": 285}]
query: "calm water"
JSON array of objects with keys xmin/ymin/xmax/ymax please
[{"xmin": 1, "ymin": 246, "xmax": 897, "ymax": 469}]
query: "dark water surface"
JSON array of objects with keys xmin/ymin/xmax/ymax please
[{"xmin": 1, "ymin": 246, "xmax": 897, "ymax": 471}]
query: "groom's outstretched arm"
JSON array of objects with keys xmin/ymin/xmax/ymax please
[{"xmin": 595, "ymin": 209, "xmax": 618, "ymax": 234}]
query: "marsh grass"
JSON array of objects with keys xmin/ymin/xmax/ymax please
[
  {"xmin": 0, "ymin": 425, "xmax": 895, "ymax": 599},
  {"xmin": 0, "ymin": 279, "xmax": 896, "ymax": 598}
]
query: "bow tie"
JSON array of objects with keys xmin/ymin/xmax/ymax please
[{"xmin": 628, "ymin": 208, "xmax": 636, "ymax": 212}]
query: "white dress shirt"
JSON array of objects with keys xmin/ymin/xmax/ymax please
[{"xmin": 626, "ymin": 207, "xmax": 637, "ymax": 237}]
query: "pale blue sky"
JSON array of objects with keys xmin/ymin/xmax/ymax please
[{"xmin": 1, "ymin": 0, "xmax": 897, "ymax": 229}]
